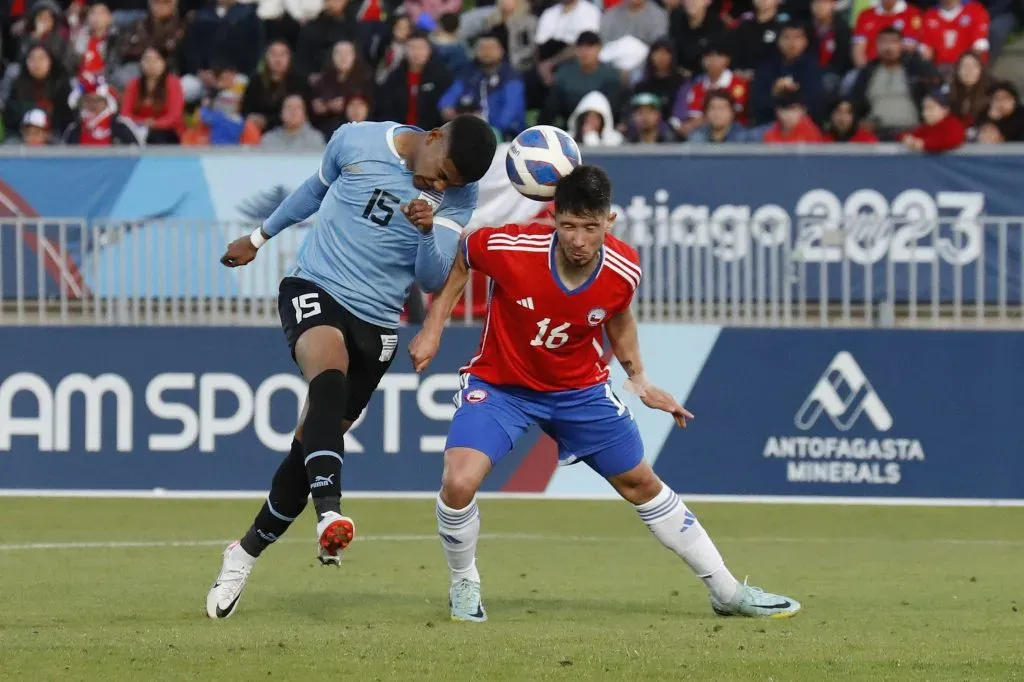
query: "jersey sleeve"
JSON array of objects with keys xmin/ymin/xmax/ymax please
[
  {"xmin": 905, "ymin": 8, "xmax": 923, "ymax": 43},
  {"xmin": 973, "ymin": 4, "xmax": 991, "ymax": 54},
  {"xmin": 434, "ymin": 183, "xmax": 478, "ymax": 236},
  {"xmin": 605, "ymin": 243, "xmax": 642, "ymax": 314},
  {"xmin": 464, "ymin": 223, "xmax": 544, "ymax": 281},
  {"xmin": 852, "ymin": 11, "xmax": 869, "ymax": 43}
]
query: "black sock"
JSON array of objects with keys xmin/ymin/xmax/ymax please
[
  {"xmin": 303, "ymin": 369, "xmax": 348, "ymax": 520},
  {"xmin": 240, "ymin": 438, "xmax": 308, "ymax": 557}
]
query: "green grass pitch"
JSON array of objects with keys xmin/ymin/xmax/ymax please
[{"xmin": 1, "ymin": 498, "xmax": 1022, "ymax": 681}]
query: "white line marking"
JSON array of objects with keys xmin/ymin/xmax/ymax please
[{"xmin": 2, "ymin": 534, "xmax": 1023, "ymax": 553}]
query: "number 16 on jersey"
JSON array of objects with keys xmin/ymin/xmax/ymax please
[{"xmin": 530, "ymin": 318, "xmax": 570, "ymax": 349}]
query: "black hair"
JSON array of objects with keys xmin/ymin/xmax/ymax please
[
  {"xmin": 439, "ymin": 12, "xmax": 460, "ymax": 33},
  {"xmin": 780, "ymin": 20, "xmax": 809, "ymax": 40},
  {"xmin": 988, "ymin": 79, "xmax": 1020, "ymax": 101},
  {"xmin": 554, "ymin": 165, "xmax": 612, "ymax": 216},
  {"xmin": 703, "ymin": 89, "xmax": 734, "ymax": 113},
  {"xmin": 446, "ymin": 114, "xmax": 498, "ymax": 183},
  {"xmin": 877, "ymin": 26, "xmax": 901, "ymax": 40},
  {"xmin": 408, "ymin": 28, "xmax": 431, "ymax": 42}
]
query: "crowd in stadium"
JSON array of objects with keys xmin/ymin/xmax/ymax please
[{"xmin": 0, "ymin": 0, "xmax": 1021, "ymax": 149}]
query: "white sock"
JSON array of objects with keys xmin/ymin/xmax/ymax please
[
  {"xmin": 634, "ymin": 485, "xmax": 741, "ymax": 604},
  {"xmin": 436, "ymin": 495, "xmax": 481, "ymax": 584}
]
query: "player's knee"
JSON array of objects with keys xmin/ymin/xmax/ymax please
[
  {"xmin": 441, "ymin": 451, "xmax": 488, "ymax": 509},
  {"xmin": 610, "ymin": 465, "xmax": 664, "ymax": 505},
  {"xmin": 308, "ymin": 369, "xmax": 348, "ymax": 414}
]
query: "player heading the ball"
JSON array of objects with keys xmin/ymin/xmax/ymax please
[
  {"xmin": 409, "ymin": 165, "xmax": 802, "ymax": 622},
  {"xmin": 207, "ymin": 116, "xmax": 497, "ymax": 620}
]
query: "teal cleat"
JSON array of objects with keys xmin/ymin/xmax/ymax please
[
  {"xmin": 711, "ymin": 579, "xmax": 802, "ymax": 619},
  {"xmin": 449, "ymin": 579, "xmax": 487, "ymax": 623}
]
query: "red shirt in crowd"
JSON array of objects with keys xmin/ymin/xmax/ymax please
[
  {"xmin": 854, "ymin": 0, "xmax": 923, "ymax": 61},
  {"xmin": 903, "ymin": 114, "xmax": 966, "ymax": 152},
  {"xmin": 763, "ymin": 116, "xmax": 826, "ymax": 144},
  {"xmin": 406, "ymin": 71, "xmax": 421, "ymax": 126},
  {"xmin": 121, "ymin": 74, "xmax": 186, "ymax": 136},
  {"xmin": 920, "ymin": 1, "xmax": 990, "ymax": 67},
  {"xmin": 684, "ymin": 69, "xmax": 750, "ymax": 123}
]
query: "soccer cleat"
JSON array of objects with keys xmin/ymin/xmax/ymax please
[
  {"xmin": 710, "ymin": 579, "xmax": 801, "ymax": 619},
  {"xmin": 449, "ymin": 579, "xmax": 487, "ymax": 622},
  {"xmin": 206, "ymin": 541, "xmax": 256, "ymax": 619},
  {"xmin": 316, "ymin": 511, "xmax": 355, "ymax": 565}
]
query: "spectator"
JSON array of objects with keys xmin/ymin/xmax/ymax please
[
  {"xmin": 242, "ymin": 41, "xmax": 311, "ymax": 134},
  {"xmin": 404, "ymin": 0, "xmax": 462, "ymax": 28},
  {"xmin": 920, "ymin": 0, "xmax": 989, "ymax": 71},
  {"xmin": 431, "ymin": 14, "xmax": 471, "ymax": 76},
  {"xmin": 3, "ymin": 45, "xmax": 73, "ymax": 137},
  {"xmin": 439, "ymin": 32, "xmax": 525, "ymax": 139},
  {"xmin": 63, "ymin": 74, "xmax": 142, "ymax": 145},
  {"xmin": 810, "ymin": 0, "xmax": 851, "ymax": 95},
  {"xmin": 567, "ymin": 90, "xmax": 624, "ymax": 146},
  {"xmin": 255, "ymin": 0, "xmax": 324, "ymax": 47},
  {"xmin": 669, "ymin": 0, "xmax": 726, "ymax": 76},
  {"xmin": 121, "ymin": 46, "xmax": 185, "ymax": 143},
  {"xmin": 459, "ymin": 0, "xmax": 538, "ymax": 72},
  {"xmin": 632, "ymin": 38, "xmax": 685, "ymax": 122},
  {"xmin": 296, "ymin": 0, "xmax": 362, "ymax": 79},
  {"xmin": 852, "ymin": 0, "xmax": 922, "ymax": 69},
  {"xmin": 850, "ymin": 28, "xmax": 934, "ymax": 139},
  {"xmin": 948, "ymin": 51, "xmax": 989, "ymax": 134},
  {"xmin": 762, "ymin": 91, "xmax": 824, "ymax": 142},
  {"xmin": 261, "ymin": 94, "xmax": 326, "ymax": 149},
  {"xmin": 198, "ymin": 86, "xmax": 254, "ymax": 144},
  {"xmin": 70, "ymin": 1, "xmax": 118, "ymax": 81},
  {"xmin": 344, "ymin": 91, "xmax": 372, "ymax": 122},
  {"xmin": 731, "ymin": 0, "xmax": 786, "ymax": 72},
  {"xmin": 688, "ymin": 90, "xmax": 752, "ymax": 142},
  {"xmin": 601, "ymin": 0, "xmax": 669, "ymax": 47},
  {"xmin": 669, "ymin": 40, "xmax": 748, "ymax": 138},
  {"xmin": 625, "ymin": 92, "xmax": 675, "ymax": 142},
  {"xmin": 311, "ymin": 40, "xmax": 372, "ymax": 135},
  {"xmin": 452, "ymin": 93, "xmax": 505, "ymax": 141},
  {"xmin": 901, "ymin": 89, "xmax": 965, "ymax": 153},
  {"xmin": 976, "ymin": 118, "xmax": 1010, "ymax": 144},
  {"xmin": 183, "ymin": 0, "xmax": 265, "ymax": 96},
  {"xmin": 374, "ymin": 30, "xmax": 450, "ymax": 129},
  {"xmin": 375, "ymin": 14, "xmax": 413, "ymax": 85},
  {"xmin": 981, "ymin": 81, "xmax": 1024, "ymax": 142},
  {"xmin": 14, "ymin": 0, "xmax": 75, "ymax": 73},
  {"xmin": 532, "ymin": 0, "xmax": 602, "ymax": 106},
  {"xmin": 541, "ymin": 31, "xmax": 622, "ymax": 126},
  {"xmin": 4, "ymin": 109, "xmax": 54, "ymax": 146},
  {"xmin": 752, "ymin": 22, "xmax": 825, "ymax": 125},
  {"xmin": 823, "ymin": 97, "xmax": 879, "ymax": 142},
  {"xmin": 112, "ymin": 0, "xmax": 188, "ymax": 89}
]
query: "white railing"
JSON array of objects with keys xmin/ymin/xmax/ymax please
[{"xmin": 1, "ymin": 218, "xmax": 1021, "ymax": 328}]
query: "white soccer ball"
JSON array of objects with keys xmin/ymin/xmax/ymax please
[{"xmin": 505, "ymin": 125, "xmax": 583, "ymax": 201}]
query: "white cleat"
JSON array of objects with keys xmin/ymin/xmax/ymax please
[
  {"xmin": 316, "ymin": 511, "xmax": 355, "ymax": 566},
  {"xmin": 206, "ymin": 541, "xmax": 257, "ymax": 619}
]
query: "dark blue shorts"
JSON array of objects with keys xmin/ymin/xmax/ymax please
[{"xmin": 445, "ymin": 375, "xmax": 644, "ymax": 478}]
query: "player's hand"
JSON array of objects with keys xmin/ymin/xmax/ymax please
[
  {"xmin": 402, "ymin": 199, "xmax": 434, "ymax": 233},
  {"xmin": 220, "ymin": 235, "xmax": 259, "ymax": 268},
  {"xmin": 640, "ymin": 386, "xmax": 694, "ymax": 428},
  {"xmin": 408, "ymin": 329, "xmax": 441, "ymax": 372}
]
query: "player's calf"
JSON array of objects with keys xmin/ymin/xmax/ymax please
[
  {"xmin": 239, "ymin": 438, "xmax": 308, "ymax": 558},
  {"xmin": 302, "ymin": 369, "xmax": 348, "ymax": 521},
  {"xmin": 437, "ymin": 447, "xmax": 490, "ymax": 621}
]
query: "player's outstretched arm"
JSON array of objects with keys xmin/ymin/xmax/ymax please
[
  {"xmin": 605, "ymin": 307, "xmax": 694, "ymax": 428},
  {"xmin": 408, "ymin": 234, "xmax": 471, "ymax": 372}
]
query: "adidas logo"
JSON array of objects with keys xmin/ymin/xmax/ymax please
[{"xmin": 517, "ymin": 297, "xmax": 534, "ymax": 310}]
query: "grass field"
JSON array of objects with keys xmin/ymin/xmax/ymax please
[{"xmin": 1, "ymin": 498, "xmax": 1023, "ymax": 681}]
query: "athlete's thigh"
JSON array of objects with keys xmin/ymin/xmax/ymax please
[
  {"xmin": 279, "ymin": 277, "xmax": 350, "ymax": 379},
  {"xmin": 333, "ymin": 304, "xmax": 399, "ymax": 422},
  {"xmin": 445, "ymin": 377, "xmax": 538, "ymax": 468},
  {"xmin": 548, "ymin": 383, "xmax": 645, "ymax": 478}
]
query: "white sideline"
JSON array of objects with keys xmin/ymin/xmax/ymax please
[
  {"xmin": 2, "ymin": 534, "xmax": 1023, "ymax": 552},
  {"xmin": 1, "ymin": 489, "xmax": 1024, "ymax": 507}
]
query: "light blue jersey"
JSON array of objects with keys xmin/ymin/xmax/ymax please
[{"xmin": 261, "ymin": 121, "xmax": 477, "ymax": 328}]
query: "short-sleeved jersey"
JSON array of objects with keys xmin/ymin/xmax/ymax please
[
  {"xmin": 853, "ymin": 1, "xmax": 923, "ymax": 61},
  {"xmin": 684, "ymin": 69, "xmax": 749, "ymax": 123},
  {"xmin": 921, "ymin": 2, "xmax": 990, "ymax": 67},
  {"xmin": 293, "ymin": 121, "xmax": 477, "ymax": 328},
  {"xmin": 462, "ymin": 223, "xmax": 641, "ymax": 392}
]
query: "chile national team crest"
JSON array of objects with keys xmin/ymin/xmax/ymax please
[
  {"xmin": 587, "ymin": 308, "xmax": 608, "ymax": 326},
  {"xmin": 466, "ymin": 389, "xmax": 488, "ymax": 403}
]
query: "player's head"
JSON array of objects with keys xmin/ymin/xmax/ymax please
[
  {"xmin": 415, "ymin": 115, "xmax": 497, "ymax": 191},
  {"xmin": 552, "ymin": 165, "xmax": 616, "ymax": 268}
]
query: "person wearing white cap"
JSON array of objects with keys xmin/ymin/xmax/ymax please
[{"xmin": 3, "ymin": 109, "xmax": 53, "ymax": 146}]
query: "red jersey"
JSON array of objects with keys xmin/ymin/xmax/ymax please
[
  {"xmin": 462, "ymin": 223, "xmax": 641, "ymax": 392},
  {"xmin": 853, "ymin": 1, "xmax": 923, "ymax": 61},
  {"xmin": 685, "ymin": 69, "xmax": 749, "ymax": 123},
  {"xmin": 921, "ymin": 2, "xmax": 990, "ymax": 67}
]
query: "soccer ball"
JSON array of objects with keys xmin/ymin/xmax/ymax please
[{"xmin": 505, "ymin": 125, "xmax": 583, "ymax": 201}]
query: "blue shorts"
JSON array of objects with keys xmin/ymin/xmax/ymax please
[{"xmin": 446, "ymin": 376, "xmax": 644, "ymax": 478}]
